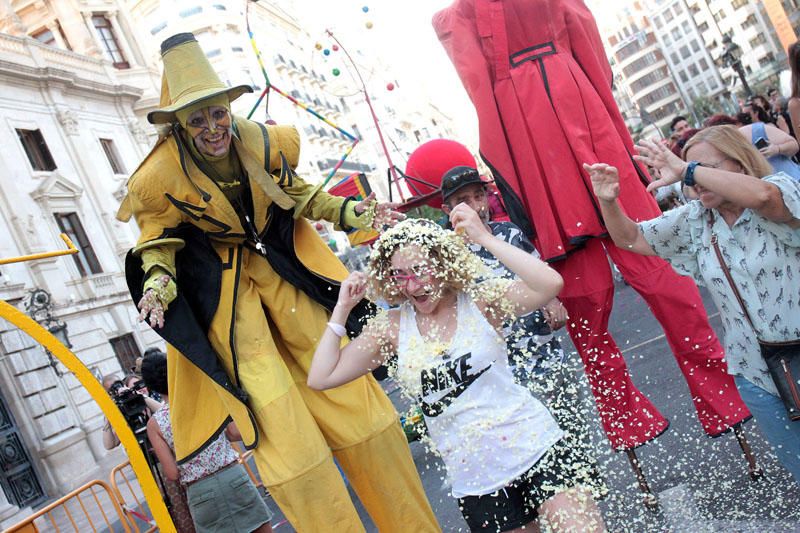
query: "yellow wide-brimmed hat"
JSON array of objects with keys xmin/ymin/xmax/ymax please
[{"xmin": 147, "ymin": 33, "xmax": 253, "ymax": 125}]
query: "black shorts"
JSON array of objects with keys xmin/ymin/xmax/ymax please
[{"xmin": 457, "ymin": 440, "xmax": 603, "ymax": 532}]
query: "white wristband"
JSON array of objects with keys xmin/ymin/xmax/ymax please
[{"xmin": 327, "ymin": 322, "xmax": 347, "ymax": 337}]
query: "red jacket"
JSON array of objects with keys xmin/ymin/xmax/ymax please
[{"xmin": 434, "ymin": 0, "xmax": 659, "ymax": 261}]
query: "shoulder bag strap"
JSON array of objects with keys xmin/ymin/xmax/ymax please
[{"xmin": 708, "ymin": 211, "xmax": 757, "ymax": 331}]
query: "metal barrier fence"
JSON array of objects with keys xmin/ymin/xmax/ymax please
[
  {"xmin": 109, "ymin": 462, "xmax": 157, "ymax": 533},
  {"xmin": 3, "ymin": 479, "xmax": 131, "ymax": 533},
  {"xmin": 5, "ymin": 447, "xmax": 286, "ymax": 532}
]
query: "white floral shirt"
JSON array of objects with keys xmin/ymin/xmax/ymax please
[
  {"xmin": 152, "ymin": 403, "xmax": 239, "ymax": 485},
  {"xmin": 638, "ymin": 173, "xmax": 800, "ymax": 395}
]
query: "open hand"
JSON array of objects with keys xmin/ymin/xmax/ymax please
[
  {"xmin": 633, "ymin": 139, "xmax": 687, "ymax": 193},
  {"xmin": 337, "ymin": 271, "xmax": 368, "ymax": 310},
  {"xmin": 354, "ymin": 192, "xmax": 405, "ymax": 230},
  {"xmin": 584, "ymin": 163, "xmax": 621, "ymax": 203},
  {"xmin": 137, "ymin": 275, "xmax": 170, "ymax": 329},
  {"xmin": 138, "ymin": 290, "xmax": 165, "ymax": 329}
]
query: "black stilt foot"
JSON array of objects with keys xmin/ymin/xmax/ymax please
[
  {"xmin": 733, "ymin": 425, "xmax": 763, "ymax": 481},
  {"xmin": 625, "ymin": 448, "xmax": 660, "ymax": 511}
]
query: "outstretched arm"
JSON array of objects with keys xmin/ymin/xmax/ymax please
[
  {"xmin": 636, "ymin": 138, "xmax": 800, "ymax": 226},
  {"xmin": 308, "ymin": 272, "xmax": 395, "ymax": 390},
  {"xmin": 585, "ymin": 163, "xmax": 657, "ymax": 256},
  {"xmin": 449, "ymin": 204, "xmax": 563, "ymax": 317}
]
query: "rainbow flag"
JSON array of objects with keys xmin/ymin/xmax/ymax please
[{"xmin": 328, "ymin": 173, "xmax": 379, "ymax": 246}]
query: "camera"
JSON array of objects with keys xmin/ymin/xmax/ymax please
[
  {"xmin": 108, "ymin": 380, "xmax": 171, "ymax": 507},
  {"xmin": 108, "ymin": 380, "xmax": 149, "ymax": 443}
]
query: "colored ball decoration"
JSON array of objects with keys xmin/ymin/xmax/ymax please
[
  {"xmin": 323, "ymin": 48, "xmax": 331, "ymax": 56},
  {"xmin": 362, "ymin": 6, "xmax": 369, "ymax": 12},
  {"xmin": 315, "ymin": 42, "xmax": 322, "ymax": 50},
  {"xmin": 365, "ymin": 21, "xmax": 373, "ymax": 29},
  {"xmin": 332, "ymin": 68, "xmax": 341, "ymax": 76},
  {"xmin": 314, "ymin": 222, "xmax": 324, "ymax": 230},
  {"xmin": 332, "ymin": 44, "xmax": 339, "ymax": 52},
  {"xmin": 386, "ymin": 82, "xmax": 395, "ymax": 91}
]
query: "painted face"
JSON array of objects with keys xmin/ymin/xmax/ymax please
[
  {"xmin": 389, "ymin": 245, "xmax": 446, "ymax": 315},
  {"xmin": 445, "ymin": 183, "xmax": 489, "ymax": 223},
  {"xmin": 186, "ymin": 106, "xmax": 232, "ymax": 157},
  {"xmin": 685, "ymin": 142, "xmax": 742, "ymax": 210}
]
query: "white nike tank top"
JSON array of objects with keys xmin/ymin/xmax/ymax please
[{"xmin": 396, "ymin": 291, "xmax": 563, "ymax": 497}]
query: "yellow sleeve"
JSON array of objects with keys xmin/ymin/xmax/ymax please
[
  {"xmin": 274, "ymin": 154, "xmax": 375, "ymax": 231},
  {"xmin": 142, "ymin": 266, "xmax": 178, "ymax": 310},
  {"xmin": 137, "ymin": 242, "xmax": 182, "ymax": 277},
  {"xmin": 125, "ymin": 173, "xmax": 185, "ymax": 245},
  {"xmin": 266, "ymin": 124, "xmax": 375, "ymax": 231}
]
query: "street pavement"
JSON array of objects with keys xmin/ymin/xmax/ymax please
[{"xmin": 269, "ymin": 280, "xmax": 800, "ymax": 532}]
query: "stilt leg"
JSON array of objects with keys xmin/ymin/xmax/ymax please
[
  {"xmin": 733, "ymin": 425, "xmax": 763, "ymax": 481},
  {"xmin": 625, "ymin": 449, "xmax": 660, "ymax": 511}
]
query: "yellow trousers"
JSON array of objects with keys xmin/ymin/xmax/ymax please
[{"xmin": 207, "ymin": 248, "xmax": 438, "ymax": 532}]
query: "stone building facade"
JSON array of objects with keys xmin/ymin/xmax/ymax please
[{"xmin": 0, "ymin": 1, "xmax": 162, "ymax": 526}]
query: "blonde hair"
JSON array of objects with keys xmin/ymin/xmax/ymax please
[
  {"xmin": 367, "ymin": 219, "xmax": 486, "ymax": 304},
  {"xmin": 682, "ymin": 125, "xmax": 773, "ymax": 178}
]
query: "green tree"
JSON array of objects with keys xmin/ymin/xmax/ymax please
[{"xmin": 691, "ymin": 95, "xmax": 724, "ymax": 124}]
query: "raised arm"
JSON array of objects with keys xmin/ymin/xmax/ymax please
[
  {"xmin": 636, "ymin": 138, "xmax": 800, "ymax": 226},
  {"xmin": 307, "ymin": 272, "xmax": 395, "ymax": 390},
  {"xmin": 585, "ymin": 163, "xmax": 657, "ymax": 256},
  {"xmin": 449, "ymin": 204, "xmax": 563, "ymax": 317}
]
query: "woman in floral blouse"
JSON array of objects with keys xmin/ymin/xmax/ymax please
[{"xmin": 586, "ymin": 125, "xmax": 800, "ymax": 483}]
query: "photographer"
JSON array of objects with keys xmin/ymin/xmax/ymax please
[{"xmin": 101, "ymin": 372, "xmax": 162, "ymax": 450}]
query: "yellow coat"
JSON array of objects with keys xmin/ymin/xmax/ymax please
[{"xmin": 118, "ymin": 117, "xmax": 374, "ymax": 462}]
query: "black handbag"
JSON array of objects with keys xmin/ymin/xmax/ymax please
[{"xmin": 709, "ymin": 216, "xmax": 800, "ymax": 421}]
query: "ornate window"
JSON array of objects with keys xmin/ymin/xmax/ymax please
[
  {"xmin": 99, "ymin": 138, "xmax": 126, "ymax": 175},
  {"xmin": 110, "ymin": 334, "xmax": 140, "ymax": 373},
  {"xmin": 91, "ymin": 15, "xmax": 129, "ymax": 69},
  {"xmin": 54, "ymin": 213, "xmax": 102, "ymax": 277},
  {"xmin": 16, "ymin": 129, "xmax": 57, "ymax": 172}
]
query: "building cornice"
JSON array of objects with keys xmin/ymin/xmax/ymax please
[{"xmin": 0, "ymin": 59, "xmax": 142, "ymax": 99}]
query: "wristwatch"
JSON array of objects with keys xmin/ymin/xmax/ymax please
[{"xmin": 683, "ymin": 161, "xmax": 700, "ymax": 187}]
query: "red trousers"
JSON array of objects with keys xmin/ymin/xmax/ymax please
[{"xmin": 554, "ymin": 238, "xmax": 750, "ymax": 450}]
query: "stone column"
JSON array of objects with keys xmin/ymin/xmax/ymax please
[
  {"xmin": 82, "ymin": 12, "xmax": 105, "ymax": 59},
  {"xmin": 0, "ymin": 0, "xmax": 26, "ymax": 37},
  {"xmin": 46, "ymin": 22, "xmax": 68, "ymax": 50},
  {"xmin": 106, "ymin": 11, "xmax": 137, "ymax": 68}
]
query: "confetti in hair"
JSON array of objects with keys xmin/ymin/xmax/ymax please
[{"xmin": 367, "ymin": 219, "xmax": 489, "ymax": 304}]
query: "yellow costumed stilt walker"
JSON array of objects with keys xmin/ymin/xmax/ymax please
[{"xmin": 117, "ymin": 33, "xmax": 438, "ymax": 532}]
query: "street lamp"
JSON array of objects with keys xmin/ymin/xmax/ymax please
[
  {"xmin": 633, "ymin": 108, "xmax": 665, "ymax": 141},
  {"xmin": 720, "ymin": 34, "xmax": 752, "ymax": 98},
  {"xmin": 24, "ymin": 288, "xmax": 71, "ymax": 377}
]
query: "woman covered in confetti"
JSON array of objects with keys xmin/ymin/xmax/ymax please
[{"xmin": 309, "ymin": 205, "xmax": 606, "ymax": 532}]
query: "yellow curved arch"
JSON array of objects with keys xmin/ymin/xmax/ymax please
[{"xmin": 0, "ymin": 300, "xmax": 175, "ymax": 533}]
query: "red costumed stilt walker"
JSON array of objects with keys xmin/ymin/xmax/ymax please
[{"xmin": 430, "ymin": 0, "xmax": 751, "ymax": 452}]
